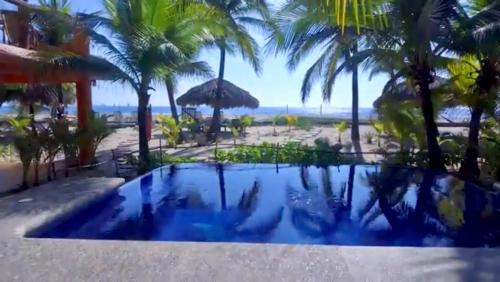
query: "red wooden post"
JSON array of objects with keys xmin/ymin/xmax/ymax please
[{"xmin": 73, "ymin": 28, "xmax": 93, "ymax": 165}]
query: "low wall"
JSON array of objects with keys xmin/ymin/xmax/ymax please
[{"xmin": 0, "ymin": 160, "xmax": 68, "ymax": 194}]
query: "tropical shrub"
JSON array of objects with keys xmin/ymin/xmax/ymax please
[
  {"xmin": 38, "ymin": 125, "xmax": 62, "ymax": 181},
  {"xmin": 378, "ymin": 102, "xmax": 426, "ymax": 152},
  {"xmin": 296, "ymin": 117, "xmax": 313, "ymax": 131},
  {"xmin": 79, "ymin": 114, "xmax": 114, "ymax": 163},
  {"xmin": 240, "ymin": 115, "xmax": 254, "ymax": 134},
  {"xmin": 215, "ymin": 141, "xmax": 352, "ymax": 166},
  {"xmin": 150, "ymin": 151, "xmax": 195, "ymax": 167},
  {"xmin": 272, "ymin": 115, "xmax": 284, "ymax": 136},
  {"xmin": 8, "ymin": 117, "xmax": 37, "ymax": 188},
  {"xmin": 334, "ymin": 121, "xmax": 349, "ymax": 144},
  {"xmin": 0, "ymin": 144, "xmax": 6, "ymax": 159},
  {"xmin": 481, "ymin": 119, "xmax": 500, "ymax": 181},
  {"xmin": 285, "ymin": 115, "xmax": 298, "ymax": 131},
  {"xmin": 364, "ymin": 132, "xmax": 375, "ymax": 145},
  {"xmin": 273, "ymin": 115, "xmax": 287, "ymax": 126},
  {"xmin": 126, "ymin": 151, "xmax": 195, "ymax": 168},
  {"xmin": 51, "ymin": 119, "xmax": 79, "ymax": 175},
  {"xmin": 230, "ymin": 126, "xmax": 239, "ymax": 145},
  {"xmin": 0, "ymin": 143, "xmax": 14, "ymax": 159},
  {"xmin": 157, "ymin": 114, "xmax": 183, "ymax": 148},
  {"xmin": 371, "ymin": 120, "xmax": 385, "ymax": 147}
]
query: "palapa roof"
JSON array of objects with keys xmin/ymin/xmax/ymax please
[
  {"xmin": 0, "ymin": 43, "xmax": 119, "ymax": 83},
  {"xmin": 177, "ymin": 79, "xmax": 259, "ymax": 109}
]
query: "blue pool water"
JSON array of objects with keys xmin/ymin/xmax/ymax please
[{"xmin": 38, "ymin": 164, "xmax": 500, "ymax": 247}]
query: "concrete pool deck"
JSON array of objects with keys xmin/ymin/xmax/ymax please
[{"xmin": 0, "ymin": 177, "xmax": 499, "ymax": 281}]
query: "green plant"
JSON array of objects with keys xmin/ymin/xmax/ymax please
[
  {"xmin": 271, "ymin": 115, "xmax": 284, "ymax": 136},
  {"xmin": 364, "ymin": 132, "xmax": 375, "ymax": 145},
  {"xmin": 240, "ymin": 115, "xmax": 254, "ymax": 135},
  {"xmin": 126, "ymin": 151, "xmax": 195, "ymax": 169},
  {"xmin": 296, "ymin": 117, "xmax": 313, "ymax": 131},
  {"xmin": 79, "ymin": 114, "xmax": 114, "ymax": 163},
  {"xmin": 50, "ymin": 119, "xmax": 79, "ymax": 176},
  {"xmin": 0, "ymin": 144, "xmax": 8, "ymax": 159},
  {"xmin": 150, "ymin": 151, "xmax": 195, "ymax": 167},
  {"xmin": 439, "ymin": 138, "xmax": 464, "ymax": 169},
  {"xmin": 183, "ymin": 117, "xmax": 197, "ymax": 133},
  {"xmin": 230, "ymin": 126, "xmax": 239, "ymax": 145},
  {"xmin": 215, "ymin": 141, "xmax": 352, "ymax": 166},
  {"xmin": 157, "ymin": 114, "xmax": 183, "ymax": 148},
  {"xmin": 335, "ymin": 121, "xmax": 349, "ymax": 144},
  {"xmin": 38, "ymin": 125, "xmax": 62, "ymax": 181},
  {"xmin": 371, "ymin": 120, "xmax": 385, "ymax": 147},
  {"xmin": 481, "ymin": 119, "xmax": 500, "ymax": 181},
  {"xmin": 8, "ymin": 117, "xmax": 39, "ymax": 187},
  {"xmin": 285, "ymin": 115, "xmax": 298, "ymax": 131}
]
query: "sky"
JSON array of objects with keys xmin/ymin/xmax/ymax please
[{"xmin": 3, "ymin": 0, "xmax": 389, "ymax": 108}]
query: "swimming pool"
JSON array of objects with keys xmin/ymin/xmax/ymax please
[{"xmin": 37, "ymin": 164, "xmax": 500, "ymax": 247}]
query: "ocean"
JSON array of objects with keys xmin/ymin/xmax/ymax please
[
  {"xmin": 0, "ymin": 104, "xmax": 472, "ymax": 122},
  {"xmin": 0, "ymin": 105, "xmax": 377, "ymax": 120}
]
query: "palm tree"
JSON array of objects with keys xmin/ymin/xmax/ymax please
[
  {"xmin": 360, "ymin": 0, "xmax": 460, "ymax": 171},
  {"xmin": 444, "ymin": 0, "xmax": 500, "ymax": 181},
  {"xmin": 194, "ymin": 0, "xmax": 270, "ymax": 136},
  {"xmin": 164, "ymin": 61, "xmax": 212, "ymax": 124},
  {"xmin": 78, "ymin": 0, "xmax": 211, "ymax": 172},
  {"xmin": 269, "ymin": 0, "xmax": 385, "ymax": 161},
  {"xmin": 34, "ymin": 0, "xmax": 73, "ymax": 119}
]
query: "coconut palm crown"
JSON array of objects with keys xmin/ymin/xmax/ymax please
[{"xmin": 77, "ymin": 0, "xmax": 214, "ymax": 172}]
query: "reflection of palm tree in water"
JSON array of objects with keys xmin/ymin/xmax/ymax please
[
  {"xmin": 209, "ymin": 164, "xmax": 284, "ymax": 241},
  {"xmin": 217, "ymin": 163, "xmax": 226, "ymax": 210},
  {"xmin": 287, "ymin": 165, "xmax": 445, "ymax": 245},
  {"xmin": 362, "ymin": 166, "xmax": 452, "ymax": 244},
  {"xmin": 139, "ymin": 173, "xmax": 154, "ymax": 239},
  {"xmin": 287, "ymin": 166, "xmax": 355, "ymax": 238},
  {"xmin": 152, "ymin": 165, "xmax": 283, "ymax": 241},
  {"xmin": 105, "ymin": 172, "xmax": 156, "ymax": 240}
]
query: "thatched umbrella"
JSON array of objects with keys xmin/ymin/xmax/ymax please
[{"xmin": 176, "ymin": 79, "xmax": 259, "ymax": 109}]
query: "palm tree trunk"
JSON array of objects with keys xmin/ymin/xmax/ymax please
[
  {"xmin": 418, "ymin": 77, "xmax": 446, "ymax": 172},
  {"xmin": 209, "ymin": 47, "xmax": 226, "ymax": 137},
  {"xmin": 165, "ymin": 79, "xmax": 179, "ymax": 124},
  {"xmin": 414, "ymin": 172, "xmax": 435, "ymax": 234},
  {"xmin": 138, "ymin": 87, "xmax": 151, "ymax": 174},
  {"xmin": 56, "ymin": 84, "xmax": 64, "ymax": 119},
  {"xmin": 351, "ymin": 45, "xmax": 360, "ymax": 143},
  {"xmin": 346, "ymin": 164, "xmax": 355, "ymax": 220},
  {"xmin": 28, "ymin": 103, "xmax": 40, "ymax": 186},
  {"xmin": 217, "ymin": 163, "xmax": 227, "ymax": 210},
  {"xmin": 29, "ymin": 104, "xmax": 37, "ymax": 135},
  {"xmin": 351, "ymin": 43, "xmax": 363, "ymax": 162},
  {"xmin": 459, "ymin": 106, "xmax": 483, "ymax": 180}
]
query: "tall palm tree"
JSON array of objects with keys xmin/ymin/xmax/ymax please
[
  {"xmin": 164, "ymin": 61, "xmax": 212, "ymax": 124},
  {"xmin": 78, "ymin": 0, "xmax": 211, "ymax": 172},
  {"xmin": 444, "ymin": 0, "xmax": 500, "ymax": 181},
  {"xmin": 195, "ymin": 0, "xmax": 270, "ymax": 136},
  {"xmin": 360, "ymin": 0, "xmax": 459, "ymax": 171},
  {"xmin": 269, "ymin": 0, "xmax": 385, "ymax": 161},
  {"xmin": 35, "ymin": 0, "xmax": 73, "ymax": 119}
]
